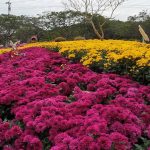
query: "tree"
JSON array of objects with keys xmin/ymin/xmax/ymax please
[
  {"xmin": 105, "ymin": 20, "xmax": 140, "ymax": 40},
  {"xmin": 39, "ymin": 11, "xmax": 86, "ymax": 39},
  {"xmin": 0, "ymin": 14, "xmax": 49, "ymax": 45},
  {"xmin": 128, "ymin": 10, "xmax": 150, "ymax": 22},
  {"xmin": 63, "ymin": 0, "xmax": 126, "ymax": 39},
  {"xmin": 38, "ymin": 11, "xmax": 84, "ymax": 30},
  {"xmin": 0, "ymin": 14, "xmax": 20, "ymax": 45},
  {"xmin": 127, "ymin": 10, "xmax": 150, "ymax": 41}
]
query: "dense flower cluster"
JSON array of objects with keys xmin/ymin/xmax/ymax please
[
  {"xmin": 0, "ymin": 47, "xmax": 150, "ymax": 149},
  {"xmin": 1, "ymin": 40, "xmax": 150, "ymax": 83}
]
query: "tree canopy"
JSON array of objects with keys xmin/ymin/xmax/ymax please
[{"xmin": 0, "ymin": 10, "xmax": 150, "ymax": 45}]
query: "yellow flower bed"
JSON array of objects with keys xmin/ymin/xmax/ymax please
[
  {"xmin": 1, "ymin": 39, "xmax": 150, "ymax": 68},
  {"xmin": 17, "ymin": 39, "xmax": 150, "ymax": 68},
  {"xmin": 0, "ymin": 48, "xmax": 11, "ymax": 54}
]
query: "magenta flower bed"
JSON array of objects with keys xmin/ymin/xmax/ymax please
[{"xmin": 0, "ymin": 47, "xmax": 150, "ymax": 150}]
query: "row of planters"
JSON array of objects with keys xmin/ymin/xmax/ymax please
[{"xmin": 0, "ymin": 47, "xmax": 150, "ymax": 149}]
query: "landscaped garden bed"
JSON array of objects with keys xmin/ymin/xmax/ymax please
[{"xmin": 0, "ymin": 47, "xmax": 150, "ymax": 149}]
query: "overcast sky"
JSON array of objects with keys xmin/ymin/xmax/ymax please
[{"xmin": 0, "ymin": 0, "xmax": 150, "ymax": 20}]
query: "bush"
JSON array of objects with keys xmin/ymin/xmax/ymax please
[
  {"xmin": 54, "ymin": 37, "xmax": 66, "ymax": 42},
  {"xmin": 74, "ymin": 36, "xmax": 86, "ymax": 40}
]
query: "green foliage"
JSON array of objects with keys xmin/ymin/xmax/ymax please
[
  {"xmin": 42, "ymin": 137, "xmax": 51, "ymax": 150},
  {"xmin": 90, "ymin": 50, "xmax": 107, "ymax": 73},
  {"xmin": 0, "ymin": 104, "xmax": 14, "ymax": 121},
  {"xmin": 0, "ymin": 10, "xmax": 150, "ymax": 45},
  {"xmin": 133, "ymin": 66, "xmax": 150, "ymax": 85},
  {"xmin": 74, "ymin": 50, "xmax": 87, "ymax": 62},
  {"xmin": 65, "ymin": 95, "xmax": 76, "ymax": 103},
  {"xmin": 39, "ymin": 129, "xmax": 52, "ymax": 150},
  {"xmin": 15, "ymin": 121, "xmax": 25, "ymax": 129},
  {"xmin": 0, "ymin": 14, "xmax": 50, "ymax": 45},
  {"xmin": 105, "ymin": 58, "xmax": 137, "ymax": 75},
  {"xmin": 134, "ymin": 137, "xmax": 150, "ymax": 150},
  {"xmin": 105, "ymin": 20, "xmax": 140, "ymax": 40}
]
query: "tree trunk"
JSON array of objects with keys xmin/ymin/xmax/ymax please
[
  {"xmin": 100, "ymin": 25, "xmax": 104, "ymax": 39},
  {"xmin": 89, "ymin": 20, "xmax": 103, "ymax": 39}
]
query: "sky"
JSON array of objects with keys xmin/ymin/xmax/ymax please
[{"xmin": 0, "ymin": 0, "xmax": 150, "ymax": 21}]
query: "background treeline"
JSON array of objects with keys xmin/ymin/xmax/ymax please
[{"xmin": 0, "ymin": 10, "xmax": 150, "ymax": 45}]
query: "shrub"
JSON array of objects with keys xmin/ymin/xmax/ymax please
[
  {"xmin": 74, "ymin": 36, "xmax": 86, "ymax": 40},
  {"xmin": 54, "ymin": 37, "xmax": 66, "ymax": 42}
]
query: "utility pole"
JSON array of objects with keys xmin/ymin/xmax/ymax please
[
  {"xmin": 5, "ymin": 0, "xmax": 12, "ymax": 47},
  {"xmin": 6, "ymin": 0, "xmax": 11, "ymax": 15}
]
